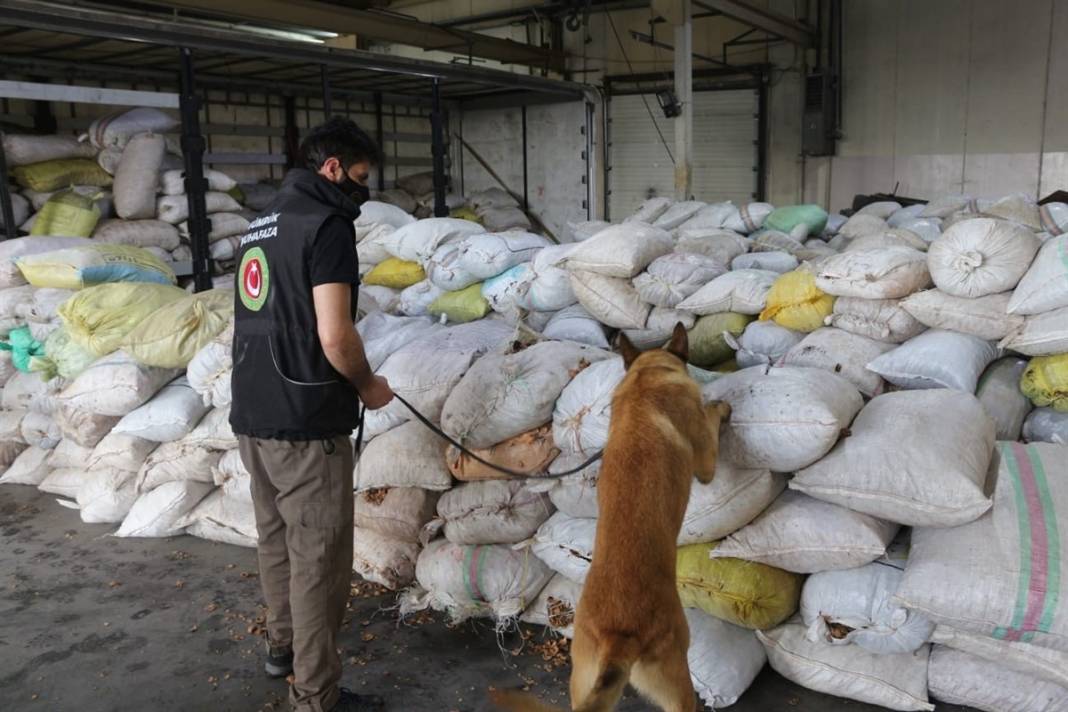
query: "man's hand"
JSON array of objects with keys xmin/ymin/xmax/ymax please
[{"xmin": 358, "ymin": 374, "xmax": 394, "ymax": 410}]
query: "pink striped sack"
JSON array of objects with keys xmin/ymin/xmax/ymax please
[{"xmin": 896, "ymin": 442, "xmax": 1068, "ymax": 654}]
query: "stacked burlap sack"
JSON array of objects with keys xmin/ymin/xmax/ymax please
[
  {"xmin": 347, "ymin": 191, "xmax": 1067, "ymax": 711},
  {"xmin": 2, "ymin": 107, "xmax": 279, "ymax": 270}
]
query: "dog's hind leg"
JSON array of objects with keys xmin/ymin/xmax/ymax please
[{"xmin": 629, "ymin": 646, "xmax": 697, "ymax": 712}]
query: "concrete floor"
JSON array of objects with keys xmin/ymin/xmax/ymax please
[{"xmin": 0, "ymin": 486, "xmax": 975, "ymax": 712}]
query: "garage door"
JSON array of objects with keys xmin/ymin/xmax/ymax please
[{"xmin": 608, "ymin": 89, "xmax": 758, "ymax": 220}]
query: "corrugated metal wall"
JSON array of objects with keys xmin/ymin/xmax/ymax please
[
  {"xmin": 608, "ymin": 89, "xmax": 758, "ymax": 219},
  {"xmin": 812, "ymin": 0, "xmax": 1066, "ymax": 211}
]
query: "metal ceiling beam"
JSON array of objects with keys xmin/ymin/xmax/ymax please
[
  {"xmin": 132, "ymin": 0, "xmax": 564, "ymax": 70},
  {"xmin": 0, "ymin": 1, "xmax": 584, "ymax": 98},
  {"xmin": 693, "ymin": 0, "xmax": 814, "ymax": 47}
]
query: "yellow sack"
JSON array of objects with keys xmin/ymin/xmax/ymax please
[
  {"xmin": 30, "ymin": 190, "xmax": 101, "ymax": 238},
  {"xmin": 11, "ymin": 158, "xmax": 112, "ymax": 192},
  {"xmin": 122, "ymin": 289, "xmax": 234, "ymax": 369},
  {"xmin": 1020, "ymin": 353, "xmax": 1068, "ymax": 412},
  {"xmin": 759, "ymin": 269, "xmax": 835, "ymax": 332},
  {"xmin": 429, "ymin": 283, "xmax": 489, "ymax": 323},
  {"xmin": 363, "ymin": 258, "xmax": 426, "ymax": 289},
  {"xmin": 16, "ymin": 243, "xmax": 176, "ymax": 289},
  {"xmin": 58, "ymin": 282, "xmax": 187, "ymax": 357},
  {"xmin": 450, "ymin": 206, "xmax": 482, "ymax": 224},
  {"xmin": 676, "ymin": 542, "xmax": 802, "ymax": 630}
]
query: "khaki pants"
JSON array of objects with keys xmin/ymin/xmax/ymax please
[{"xmin": 239, "ymin": 435, "xmax": 354, "ymax": 712}]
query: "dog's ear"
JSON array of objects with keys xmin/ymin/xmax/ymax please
[
  {"xmin": 617, "ymin": 332, "xmax": 641, "ymax": 370},
  {"xmin": 664, "ymin": 322, "xmax": 689, "ymax": 363}
]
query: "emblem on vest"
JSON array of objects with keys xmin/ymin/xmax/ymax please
[{"xmin": 239, "ymin": 246, "xmax": 270, "ymax": 311}]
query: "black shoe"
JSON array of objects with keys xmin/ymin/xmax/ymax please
[
  {"xmin": 264, "ymin": 642, "xmax": 293, "ymax": 679},
  {"xmin": 329, "ymin": 687, "xmax": 385, "ymax": 711}
]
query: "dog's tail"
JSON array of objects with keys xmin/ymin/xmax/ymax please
[{"xmin": 490, "ymin": 648, "xmax": 633, "ymax": 712}]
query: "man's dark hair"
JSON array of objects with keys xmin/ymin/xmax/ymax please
[{"xmin": 300, "ymin": 116, "xmax": 382, "ymax": 170}]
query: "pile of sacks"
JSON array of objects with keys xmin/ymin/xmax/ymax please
[
  {"xmin": 350, "ymin": 191, "xmax": 1067, "ymax": 711},
  {"xmin": 1, "ymin": 107, "xmax": 278, "ymax": 272},
  {"xmin": 0, "ymin": 231, "xmax": 240, "ymax": 547},
  {"xmin": 3, "ymin": 179, "xmax": 1067, "ymax": 710},
  {"xmin": 372, "ymin": 171, "xmax": 531, "ymax": 233}
]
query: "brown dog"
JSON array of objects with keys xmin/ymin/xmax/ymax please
[{"xmin": 492, "ymin": 323, "xmax": 731, "ymax": 712}]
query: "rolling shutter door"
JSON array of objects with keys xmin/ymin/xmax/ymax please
[{"xmin": 608, "ymin": 89, "xmax": 758, "ymax": 220}]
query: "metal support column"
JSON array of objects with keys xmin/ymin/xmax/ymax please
[
  {"xmin": 674, "ymin": 0, "xmax": 694, "ymax": 200},
  {"xmin": 283, "ymin": 95, "xmax": 299, "ymax": 170},
  {"xmin": 521, "ymin": 105, "xmax": 529, "ymax": 211},
  {"xmin": 430, "ymin": 78, "xmax": 448, "ymax": 217},
  {"xmin": 756, "ymin": 72, "xmax": 768, "ymax": 201},
  {"xmin": 373, "ymin": 92, "xmax": 385, "ymax": 190},
  {"xmin": 0, "ymin": 141, "xmax": 16, "ymax": 241},
  {"xmin": 320, "ymin": 65, "xmax": 332, "ymax": 117},
  {"xmin": 178, "ymin": 47, "xmax": 213, "ymax": 292}
]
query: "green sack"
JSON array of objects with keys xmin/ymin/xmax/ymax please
[
  {"xmin": 36, "ymin": 326, "xmax": 98, "ymax": 380},
  {"xmin": 11, "ymin": 158, "xmax": 113, "ymax": 192},
  {"xmin": 0, "ymin": 326, "xmax": 46, "ymax": 373},
  {"xmin": 763, "ymin": 204, "xmax": 829, "ymax": 237},
  {"xmin": 688, "ymin": 312, "xmax": 752, "ymax": 368},
  {"xmin": 227, "ymin": 184, "xmax": 246, "ymax": 205},
  {"xmin": 30, "ymin": 189, "xmax": 101, "ymax": 238}
]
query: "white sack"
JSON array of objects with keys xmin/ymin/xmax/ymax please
[
  {"xmin": 520, "ymin": 573, "xmax": 583, "ymax": 638},
  {"xmin": 827, "ymin": 297, "xmax": 926, "ymax": 343},
  {"xmin": 685, "ymin": 608, "xmax": 767, "ymax": 709},
  {"xmin": 356, "ymin": 312, "xmax": 442, "ymax": 371},
  {"xmin": 113, "ymin": 133, "xmax": 165, "ymax": 220},
  {"xmin": 92, "ymin": 219, "xmax": 181, "ymax": 251},
  {"xmin": 542, "ymin": 305, "xmax": 609, "ymax": 349},
  {"xmin": 866, "ymin": 329, "xmax": 1000, "ymax": 392},
  {"xmin": 701, "ymin": 366, "xmax": 863, "ymax": 472},
  {"xmin": 1023, "ymin": 407, "xmax": 1068, "ymax": 444},
  {"xmin": 433, "ymin": 480, "xmax": 554, "ymax": 545},
  {"xmin": 931, "ymin": 625, "xmax": 1068, "ymax": 691},
  {"xmin": 112, "ymin": 376, "xmax": 210, "ymax": 442},
  {"xmin": 159, "ymin": 168, "xmax": 236, "ymax": 196},
  {"xmin": 632, "ymin": 252, "xmax": 726, "ymax": 308},
  {"xmin": 757, "ymin": 621, "xmax": 933, "ymax": 711},
  {"xmin": 625, "ymin": 197, "xmax": 672, "ymax": 224},
  {"xmin": 678, "ymin": 459, "xmax": 785, "ymax": 545},
  {"xmin": 815, "ymin": 247, "xmax": 931, "ymax": 299},
  {"xmin": 156, "ymin": 192, "xmax": 242, "ymax": 224},
  {"xmin": 552, "ymin": 357, "xmax": 625, "ymax": 457},
  {"xmin": 0, "ymin": 445, "xmax": 51, "ymax": 485},
  {"xmin": 38, "ymin": 467, "xmax": 85, "ymax": 498},
  {"xmin": 20, "ymin": 410, "xmax": 61, "ymax": 450},
  {"xmin": 566, "ymin": 223, "xmax": 673, "ymax": 278},
  {"xmin": 115, "ymin": 480, "xmax": 213, "ymax": 538},
  {"xmin": 801, "ymin": 540, "xmax": 933, "ymax": 654},
  {"xmin": 355, "ymin": 421, "xmax": 452, "ymax": 491},
  {"xmin": 88, "ymin": 432, "xmax": 157, "ymax": 474},
  {"xmin": 712, "ymin": 490, "xmax": 898, "ymax": 573},
  {"xmin": 135, "ymin": 441, "xmax": 221, "ymax": 493},
  {"xmin": 731, "ymin": 251, "xmax": 799, "ymax": 273},
  {"xmin": 180, "ymin": 489, "xmax": 257, "ymax": 548},
  {"xmin": 530, "ymin": 512, "xmax": 596, "ymax": 584},
  {"xmin": 652, "ymin": 200, "xmax": 704, "ymax": 230},
  {"xmin": 792, "ymin": 390, "xmax": 995, "ymax": 528},
  {"xmin": 398, "ymin": 280, "xmax": 445, "ymax": 318},
  {"xmin": 676, "ymin": 269, "xmax": 778, "ymax": 316},
  {"xmin": 382, "ymin": 218, "xmax": 484, "ymax": 263},
  {"xmin": 516, "ymin": 244, "xmax": 579, "ymax": 312},
  {"xmin": 927, "ymin": 646, "xmax": 1068, "ymax": 712},
  {"xmin": 75, "ymin": 468, "xmax": 137, "ymax": 524},
  {"xmin": 928, "ymin": 218, "xmax": 1040, "ymax": 298},
  {"xmin": 675, "ymin": 228, "xmax": 749, "ymax": 265},
  {"xmin": 901, "ymin": 289, "xmax": 1024, "ymax": 340},
  {"xmin": 781, "ymin": 327, "xmax": 893, "ymax": 397},
  {"xmin": 3, "ymin": 134, "xmax": 97, "ymax": 166},
  {"xmin": 442, "ymin": 340, "xmax": 609, "ymax": 449},
  {"xmin": 407, "ymin": 539, "xmax": 553, "ymax": 623},
  {"xmin": 353, "ymin": 487, "xmax": 438, "ymax": 543},
  {"xmin": 726, "ymin": 320, "xmax": 803, "ymax": 368},
  {"xmin": 352, "ymin": 527, "xmax": 420, "ymax": 591},
  {"xmin": 999, "ymin": 306, "xmax": 1068, "ymax": 356},
  {"xmin": 568, "ymin": 270, "xmax": 650, "ymax": 329},
  {"xmin": 353, "ymin": 200, "xmax": 415, "ymax": 230},
  {"xmin": 57, "ymin": 351, "xmax": 179, "ymax": 417},
  {"xmin": 1008, "ymin": 234, "xmax": 1068, "ymax": 315},
  {"xmin": 976, "ymin": 357, "xmax": 1033, "ymax": 440}
]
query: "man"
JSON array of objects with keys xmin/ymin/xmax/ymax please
[{"xmin": 230, "ymin": 117, "xmax": 394, "ymax": 712}]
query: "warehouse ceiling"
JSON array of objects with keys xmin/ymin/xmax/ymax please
[{"xmin": 0, "ymin": 0, "xmax": 588, "ymax": 105}]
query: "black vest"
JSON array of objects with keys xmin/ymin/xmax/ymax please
[{"xmin": 229, "ymin": 169, "xmax": 361, "ymax": 440}]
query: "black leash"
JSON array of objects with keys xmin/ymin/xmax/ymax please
[{"xmin": 389, "ymin": 393, "xmax": 603, "ymax": 479}]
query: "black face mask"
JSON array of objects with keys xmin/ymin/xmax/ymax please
[{"xmin": 337, "ymin": 164, "xmax": 370, "ymax": 206}]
